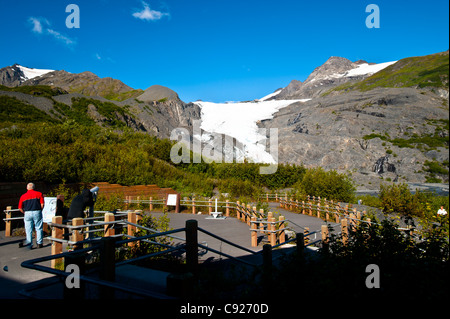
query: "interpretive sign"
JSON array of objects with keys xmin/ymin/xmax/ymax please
[{"xmin": 42, "ymin": 197, "xmax": 57, "ymax": 223}]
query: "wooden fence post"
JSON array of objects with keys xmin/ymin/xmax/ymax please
[
  {"xmin": 240, "ymin": 203, "xmax": 245, "ymax": 222},
  {"xmin": 269, "ymin": 217, "xmax": 276, "ymax": 246},
  {"xmin": 236, "ymin": 201, "xmax": 241, "ymax": 220},
  {"xmin": 259, "ymin": 209, "xmax": 264, "ymax": 233},
  {"xmin": 317, "ymin": 202, "xmax": 321, "ymax": 219},
  {"xmin": 149, "ymin": 197, "xmax": 153, "ymax": 211},
  {"xmin": 349, "ymin": 211, "xmax": 356, "ymax": 231},
  {"xmin": 208, "ymin": 199, "xmax": 212, "ymax": 215},
  {"xmin": 71, "ymin": 218, "xmax": 84, "ymax": 250},
  {"xmin": 341, "ymin": 218, "xmax": 348, "ymax": 245},
  {"xmin": 127, "ymin": 211, "xmax": 137, "ymax": 247},
  {"xmin": 309, "ymin": 200, "xmax": 313, "ymax": 216},
  {"xmin": 104, "ymin": 213, "xmax": 115, "ymax": 237},
  {"xmin": 51, "ymin": 215, "xmax": 63, "ymax": 269},
  {"xmin": 192, "ymin": 198, "xmax": 196, "ymax": 215},
  {"xmin": 226, "ymin": 200, "xmax": 230, "ymax": 217},
  {"xmin": 321, "ymin": 224, "xmax": 329, "ymax": 242},
  {"xmin": 5, "ymin": 206, "xmax": 12, "ymax": 237},
  {"xmin": 251, "ymin": 216, "xmax": 257, "ymax": 247},
  {"xmin": 304, "ymin": 227, "xmax": 310, "ymax": 245},
  {"xmin": 321, "ymin": 224, "xmax": 329, "ymax": 252},
  {"xmin": 278, "ymin": 216, "xmax": 285, "ymax": 244}
]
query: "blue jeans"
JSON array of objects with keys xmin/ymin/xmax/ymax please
[{"xmin": 24, "ymin": 210, "xmax": 43, "ymax": 245}]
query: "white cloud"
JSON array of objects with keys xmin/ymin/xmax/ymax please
[
  {"xmin": 28, "ymin": 17, "xmax": 48, "ymax": 34},
  {"xmin": 28, "ymin": 16, "xmax": 75, "ymax": 46},
  {"xmin": 94, "ymin": 53, "xmax": 115, "ymax": 63},
  {"xmin": 132, "ymin": 1, "xmax": 169, "ymax": 21},
  {"xmin": 46, "ymin": 29, "xmax": 75, "ymax": 45}
]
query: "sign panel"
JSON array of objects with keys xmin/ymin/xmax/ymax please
[
  {"xmin": 42, "ymin": 197, "xmax": 57, "ymax": 223},
  {"xmin": 166, "ymin": 194, "xmax": 178, "ymax": 206}
]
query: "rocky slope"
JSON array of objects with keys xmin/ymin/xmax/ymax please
[
  {"xmin": 0, "ymin": 66, "xmax": 200, "ymax": 139},
  {"xmin": 260, "ymin": 51, "xmax": 449, "ymax": 188}
]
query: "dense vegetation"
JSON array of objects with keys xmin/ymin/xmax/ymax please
[
  {"xmin": 0, "ymin": 87, "xmax": 356, "ymax": 200},
  {"xmin": 268, "ymin": 216, "xmax": 449, "ymax": 302},
  {"xmin": 0, "ymin": 120, "xmax": 355, "ymax": 200},
  {"xmin": 0, "ymin": 96, "xmax": 58, "ymax": 124},
  {"xmin": 293, "ymin": 167, "xmax": 356, "ymax": 203},
  {"xmin": 193, "ymin": 203, "xmax": 448, "ymax": 301}
]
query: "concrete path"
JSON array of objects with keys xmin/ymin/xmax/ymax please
[{"xmin": 0, "ymin": 232, "xmax": 55, "ymax": 298}]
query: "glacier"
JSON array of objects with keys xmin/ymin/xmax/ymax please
[{"xmin": 193, "ymin": 98, "xmax": 310, "ymax": 164}]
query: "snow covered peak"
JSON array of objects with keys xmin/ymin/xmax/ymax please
[
  {"xmin": 15, "ymin": 65, "xmax": 54, "ymax": 81},
  {"xmin": 344, "ymin": 61, "xmax": 397, "ymax": 77},
  {"xmin": 326, "ymin": 60, "xmax": 397, "ymax": 80}
]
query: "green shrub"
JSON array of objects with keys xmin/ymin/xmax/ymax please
[
  {"xmin": 379, "ymin": 182, "xmax": 449, "ymax": 220},
  {"xmin": 294, "ymin": 167, "xmax": 355, "ymax": 202},
  {"xmin": 424, "ymin": 160, "xmax": 449, "ymax": 175}
]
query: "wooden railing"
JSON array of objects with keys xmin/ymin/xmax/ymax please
[{"xmin": 4, "ymin": 192, "xmax": 384, "ymax": 261}]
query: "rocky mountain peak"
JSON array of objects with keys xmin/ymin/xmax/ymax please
[
  {"xmin": 0, "ymin": 65, "xmax": 24, "ymax": 87},
  {"xmin": 275, "ymin": 56, "xmax": 395, "ymax": 100},
  {"xmin": 304, "ymin": 56, "xmax": 358, "ymax": 83},
  {"xmin": 137, "ymin": 85, "xmax": 180, "ymax": 102}
]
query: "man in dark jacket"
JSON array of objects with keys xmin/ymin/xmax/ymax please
[{"xmin": 67, "ymin": 188, "xmax": 94, "ymax": 220}]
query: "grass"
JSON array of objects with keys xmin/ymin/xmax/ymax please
[
  {"xmin": 362, "ymin": 119, "xmax": 449, "ymax": 150},
  {"xmin": 0, "ymin": 84, "xmax": 67, "ymax": 98},
  {"xmin": 0, "ymin": 95, "xmax": 58, "ymax": 124},
  {"xmin": 323, "ymin": 51, "xmax": 449, "ymax": 95}
]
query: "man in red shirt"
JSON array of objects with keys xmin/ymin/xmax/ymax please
[{"xmin": 18, "ymin": 183, "xmax": 45, "ymax": 249}]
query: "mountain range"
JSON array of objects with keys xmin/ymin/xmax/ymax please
[{"xmin": 0, "ymin": 50, "xmax": 448, "ymax": 189}]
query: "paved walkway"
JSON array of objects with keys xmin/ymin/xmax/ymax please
[
  {"xmin": 0, "ymin": 203, "xmax": 328, "ymax": 299},
  {"xmin": 0, "ymin": 233, "xmax": 54, "ymax": 298}
]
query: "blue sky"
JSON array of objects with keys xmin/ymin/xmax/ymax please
[{"xmin": 0, "ymin": 0, "xmax": 448, "ymax": 102}]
